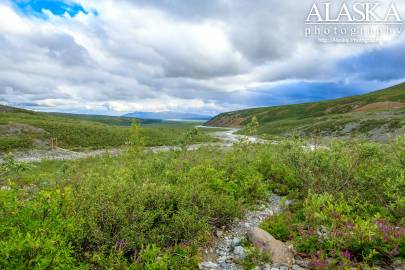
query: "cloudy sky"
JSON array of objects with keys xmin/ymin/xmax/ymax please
[{"xmin": 0, "ymin": 0, "xmax": 404, "ymax": 116}]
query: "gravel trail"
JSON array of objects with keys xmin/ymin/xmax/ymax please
[{"xmin": 0, "ymin": 128, "xmax": 250, "ymax": 163}]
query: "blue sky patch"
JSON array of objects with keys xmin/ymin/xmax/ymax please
[
  {"xmin": 339, "ymin": 42, "xmax": 405, "ymax": 82},
  {"xmin": 13, "ymin": 0, "xmax": 87, "ymax": 18},
  {"xmin": 232, "ymin": 81, "xmax": 391, "ymax": 109}
]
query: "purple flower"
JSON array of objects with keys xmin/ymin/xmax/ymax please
[
  {"xmin": 345, "ymin": 222, "xmax": 354, "ymax": 229},
  {"xmin": 341, "ymin": 250, "xmax": 352, "ymax": 260},
  {"xmin": 388, "ymin": 244, "xmax": 400, "ymax": 257},
  {"xmin": 310, "ymin": 251, "xmax": 330, "ymax": 269},
  {"xmin": 115, "ymin": 239, "xmax": 129, "ymax": 250}
]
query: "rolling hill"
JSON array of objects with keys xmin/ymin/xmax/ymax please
[
  {"xmin": 0, "ymin": 106, "xmax": 216, "ymax": 152},
  {"xmin": 0, "ymin": 104, "xmax": 33, "ymax": 113},
  {"xmin": 123, "ymin": 111, "xmax": 212, "ymax": 120},
  {"xmin": 206, "ymin": 83, "xmax": 405, "ymax": 140}
]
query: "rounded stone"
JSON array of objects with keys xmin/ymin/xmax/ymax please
[{"xmin": 233, "ymin": 246, "xmax": 246, "ymax": 260}]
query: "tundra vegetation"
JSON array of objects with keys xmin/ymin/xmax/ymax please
[
  {"xmin": 0, "ymin": 120, "xmax": 403, "ymax": 269},
  {"xmin": 0, "ymin": 108, "xmax": 217, "ymax": 152}
]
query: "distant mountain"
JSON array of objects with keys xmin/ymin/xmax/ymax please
[{"xmin": 123, "ymin": 111, "xmax": 212, "ymax": 120}]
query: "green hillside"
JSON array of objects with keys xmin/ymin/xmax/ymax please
[
  {"xmin": 206, "ymin": 83, "xmax": 405, "ymax": 140},
  {"xmin": 0, "ymin": 107, "xmax": 216, "ymax": 152}
]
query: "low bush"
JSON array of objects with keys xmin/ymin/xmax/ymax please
[
  {"xmin": 1, "ymin": 136, "xmax": 403, "ymax": 268},
  {"xmin": 260, "ymin": 212, "xmax": 293, "ymax": 242},
  {"xmin": 259, "ymin": 136, "xmax": 405, "ymax": 268},
  {"xmin": 0, "ymin": 142, "xmax": 270, "ymax": 268}
]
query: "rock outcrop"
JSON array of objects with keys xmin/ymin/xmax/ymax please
[{"xmin": 247, "ymin": 227, "xmax": 294, "ymax": 267}]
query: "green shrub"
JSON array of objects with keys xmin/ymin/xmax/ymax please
[
  {"xmin": 0, "ymin": 136, "xmax": 32, "ymax": 151},
  {"xmin": 0, "ymin": 187, "xmax": 83, "ymax": 269},
  {"xmin": 260, "ymin": 212, "xmax": 292, "ymax": 242},
  {"xmin": 1, "ymin": 136, "xmax": 404, "ymax": 268},
  {"xmin": 294, "ymin": 193, "xmax": 405, "ymax": 264}
]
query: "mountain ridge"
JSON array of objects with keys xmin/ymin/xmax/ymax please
[
  {"xmin": 206, "ymin": 83, "xmax": 405, "ymax": 127},
  {"xmin": 205, "ymin": 83, "xmax": 405, "ymax": 140}
]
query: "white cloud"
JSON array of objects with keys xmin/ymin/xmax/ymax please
[{"xmin": 0, "ymin": 0, "xmax": 404, "ymax": 115}]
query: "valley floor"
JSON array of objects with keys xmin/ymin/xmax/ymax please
[{"xmin": 1, "ymin": 128, "xmax": 242, "ymax": 163}]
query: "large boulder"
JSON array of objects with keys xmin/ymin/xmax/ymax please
[{"xmin": 247, "ymin": 227, "xmax": 294, "ymax": 266}]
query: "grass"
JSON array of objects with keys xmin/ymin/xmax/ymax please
[
  {"xmin": 0, "ymin": 134, "xmax": 404, "ymax": 269},
  {"xmin": 0, "ymin": 111, "xmax": 218, "ymax": 152}
]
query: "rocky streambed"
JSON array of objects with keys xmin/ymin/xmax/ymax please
[{"xmin": 199, "ymin": 195, "xmax": 309, "ymax": 270}]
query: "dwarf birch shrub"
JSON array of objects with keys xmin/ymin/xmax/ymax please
[
  {"xmin": 1, "ymin": 136, "xmax": 403, "ymax": 268},
  {"xmin": 260, "ymin": 136, "xmax": 405, "ymax": 268}
]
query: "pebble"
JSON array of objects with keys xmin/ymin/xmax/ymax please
[
  {"xmin": 217, "ymin": 256, "xmax": 226, "ymax": 263},
  {"xmin": 216, "ymin": 230, "xmax": 224, "ymax": 237},
  {"xmin": 294, "ymin": 259, "xmax": 310, "ymax": 268},
  {"xmin": 198, "ymin": 261, "xmax": 218, "ymax": 269},
  {"xmin": 231, "ymin": 237, "xmax": 241, "ymax": 247},
  {"xmin": 233, "ymin": 246, "xmax": 246, "ymax": 260},
  {"xmin": 263, "ymin": 264, "xmax": 271, "ymax": 270},
  {"xmin": 220, "ymin": 262, "xmax": 230, "ymax": 269}
]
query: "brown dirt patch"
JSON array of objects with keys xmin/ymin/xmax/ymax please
[
  {"xmin": 354, "ymin": 102, "xmax": 404, "ymax": 112},
  {"xmin": 207, "ymin": 115, "xmax": 248, "ymax": 127}
]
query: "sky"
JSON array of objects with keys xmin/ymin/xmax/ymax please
[{"xmin": 0, "ymin": 0, "xmax": 404, "ymax": 116}]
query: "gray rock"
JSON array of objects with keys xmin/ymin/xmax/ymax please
[
  {"xmin": 217, "ymin": 256, "xmax": 227, "ymax": 263},
  {"xmin": 220, "ymin": 262, "xmax": 230, "ymax": 269},
  {"xmin": 199, "ymin": 195, "xmax": 283, "ymax": 270},
  {"xmin": 217, "ymin": 249, "xmax": 227, "ymax": 256},
  {"xmin": 225, "ymin": 256, "xmax": 234, "ymax": 263},
  {"xmin": 292, "ymin": 265, "xmax": 307, "ymax": 270},
  {"xmin": 247, "ymin": 227, "xmax": 294, "ymax": 266},
  {"xmin": 263, "ymin": 264, "xmax": 271, "ymax": 270},
  {"xmin": 199, "ymin": 261, "xmax": 218, "ymax": 269},
  {"xmin": 392, "ymin": 259, "xmax": 405, "ymax": 270},
  {"xmin": 233, "ymin": 246, "xmax": 246, "ymax": 260},
  {"xmin": 294, "ymin": 259, "xmax": 309, "ymax": 268},
  {"xmin": 231, "ymin": 237, "xmax": 241, "ymax": 247},
  {"xmin": 317, "ymin": 225, "xmax": 328, "ymax": 239},
  {"xmin": 216, "ymin": 230, "xmax": 224, "ymax": 238}
]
